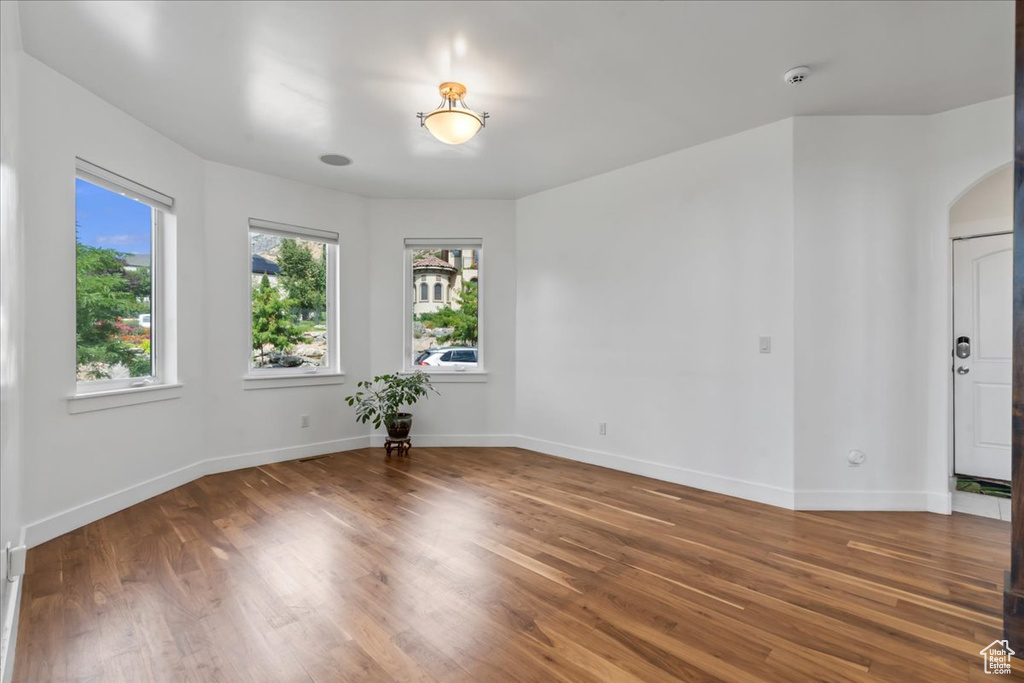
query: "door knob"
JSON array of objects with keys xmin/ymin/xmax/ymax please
[{"xmin": 956, "ymin": 366, "xmax": 970, "ymax": 375}]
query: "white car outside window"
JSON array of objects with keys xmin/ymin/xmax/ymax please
[{"xmin": 416, "ymin": 347, "xmax": 478, "ymax": 367}]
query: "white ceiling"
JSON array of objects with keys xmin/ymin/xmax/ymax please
[{"xmin": 18, "ymin": 1, "xmax": 1014, "ymax": 199}]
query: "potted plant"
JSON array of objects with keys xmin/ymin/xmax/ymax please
[{"xmin": 345, "ymin": 371, "xmax": 438, "ymax": 439}]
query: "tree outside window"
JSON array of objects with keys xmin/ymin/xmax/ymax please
[
  {"xmin": 249, "ymin": 230, "xmax": 333, "ymax": 370},
  {"xmin": 75, "ymin": 176, "xmax": 156, "ymax": 384}
]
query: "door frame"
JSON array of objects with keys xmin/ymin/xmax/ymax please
[
  {"xmin": 945, "ymin": 163, "xmax": 1015, "ymax": 488},
  {"xmin": 950, "ymin": 230, "xmax": 1014, "ymax": 481}
]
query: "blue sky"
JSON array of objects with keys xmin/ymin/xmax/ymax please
[{"xmin": 75, "ymin": 178, "xmax": 152, "ymax": 255}]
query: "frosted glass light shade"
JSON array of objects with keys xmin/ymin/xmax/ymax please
[{"xmin": 422, "ymin": 107, "xmax": 484, "ymax": 145}]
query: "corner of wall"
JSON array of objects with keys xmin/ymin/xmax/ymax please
[
  {"xmin": 511, "ymin": 120, "xmax": 799, "ymax": 510},
  {"xmin": 0, "ymin": 2, "xmax": 26, "ymax": 677}
]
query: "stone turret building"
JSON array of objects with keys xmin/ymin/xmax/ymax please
[{"xmin": 412, "ymin": 249, "xmax": 478, "ymax": 315}]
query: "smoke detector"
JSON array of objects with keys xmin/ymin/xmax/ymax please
[{"xmin": 783, "ymin": 66, "xmax": 810, "ymax": 85}]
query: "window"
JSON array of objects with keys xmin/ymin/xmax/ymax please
[
  {"xmin": 75, "ymin": 159, "xmax": 173, "ymax": 393},
  {"xmin": 406, "ymin": 238, "xmax": 482, "ymax": 373},
  {"xmin": 248, "ymin": 218, "xmax": 339, "ymax": 376}
]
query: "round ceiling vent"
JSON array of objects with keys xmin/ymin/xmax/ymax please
[
  {"xmin": 783, "ymin": 66, "xmax": 810, "ymax": 85},
  {"xmin": 319, "ymin": 153, "xmax": 353, "ymax": 167}
]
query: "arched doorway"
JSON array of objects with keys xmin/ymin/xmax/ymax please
[{"xmin": 949, "ymin": 164, "xmax": 1013, "ymax": 516}]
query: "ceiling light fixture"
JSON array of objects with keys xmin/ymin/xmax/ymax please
[{"xmin": 417, "ymin": 82, "xmax": 489, "ymax": 145}]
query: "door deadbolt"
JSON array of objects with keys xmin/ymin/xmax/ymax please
[{"xmin": 955, "ymin": 336, "xmax": 971, "ymax": 359}]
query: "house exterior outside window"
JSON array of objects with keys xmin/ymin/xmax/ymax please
[
  {"xmin": 412, "ymin": 254, "xmax": 458, "ymax": 316},
  {"xmin": 405, "ymin": 239, "xmax": 483, "ymax": 374}
]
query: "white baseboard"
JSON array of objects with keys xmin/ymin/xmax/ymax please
[
  {"xmin": 23, "ymin": 436, "xmax": 371, "ymax": 548},
  {"xmin": 22, "ymin": 433, "xmax": 958, "ymax": 548},
  {"xmin": 369, "ymin": 433, "xmax": 518, "ymax": 448},
  {"xmin": 204, "ymin": 435, "xmax": 371, "ymax": 474},
  {"xmin": 513, "ymin": 435, "xmax": 796, "ymax": 509},
  {"xmin": 0, "ymin": 574, "xmax": 22, "ymax": 683},
  {"xmin": 26, "ymin": 460, "xmax": 207, "ymax": 548},
  {"xmin": 930, "ymin": 491, "xmax": 953, "ymax": 515},
  {"xmin": 794, "ymin": 490, "xmax": 951, "ymax": 514},
  {"xmin": 2, "ymin": 432, "xmax": 960, "ymax": 682}
]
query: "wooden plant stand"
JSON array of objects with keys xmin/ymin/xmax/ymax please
[{"xmin": 385, "ymin": 437, "xmax": 411, "ymax": 458}]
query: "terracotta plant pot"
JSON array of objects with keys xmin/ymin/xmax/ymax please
[{"xmin": 385, "ymin": 413, "xmax": 413, "ymax": 439}]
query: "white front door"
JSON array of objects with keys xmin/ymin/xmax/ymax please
[{"xmin": 953, "ymin": 233, "xmax": 1013, "ymax": 481}]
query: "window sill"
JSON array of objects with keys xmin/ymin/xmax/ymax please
[
  {"xmin": 242, "ymin": 372, "xmax": 346, "ymax": 390},
  {"xmin": 401, "ymin": 371, "xmax": 488, "ymax": 384},
  {"xmin": 68, "ymin": 383, "xmax": 184, "ymax": 414}
]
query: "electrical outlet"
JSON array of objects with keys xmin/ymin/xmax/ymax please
[
  {"xmin": 300, "ymin": 415, "xmax": 310, "ymax": 428},
  {"xmin": 847, "ymin": 449, "xmax": 866, "ymax": 467},
  {"xmin": 598, "ymin": 422, "xmax": 607, "ymax": 436}
]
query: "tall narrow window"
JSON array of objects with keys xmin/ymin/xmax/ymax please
[
  {"xmin": 249, "ymin": 218, "xmax": 339, "ymax": 374},
  {"xmin": 406, "ymin": 238, "xmax": 482, "ymax": 373},
  {"xmin": 75, "ymin": 159, "xmax": 173, "ymax": 392}
]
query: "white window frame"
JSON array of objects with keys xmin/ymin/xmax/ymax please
[
  {"xmin": 73, "ymin": 159, "xmax": 175, "ymax": 398},
  {"xmin": 244, "ymin": 218, "xmax": 343, "ymax": 389},
  {"xmin": 404, "ymin": 238, "xmax": 485, "ymax": 378}
]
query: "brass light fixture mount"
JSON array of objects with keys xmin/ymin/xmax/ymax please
[
  {"xmin": 438, "ymin": 81, "xmax": 468, "ymax": 101},
  {"xmin": 417, "ymin": 81, "xmax": 489, "ymax": 145}
]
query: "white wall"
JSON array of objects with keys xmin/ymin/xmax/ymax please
[
  {"xmin": 17, "ymin": 55, "xmax": 208, "ymax": 542},
  {"xmin": 792, "ymin": 116, "xmax": 934, "ymax": 509},
  {"xmin": 922, "ymin": 97, "xmax": 1013, "ymax": 501},
  {"xmin": 201, "ymin": 162, "xmax": 370, "ymax": 460},
  {"xmin": 515, "ymin": 120, "xmax": 797, "ymax": 507},
  {"xmin": 513, "ymin": 99, "xmax": 1012, "ymax": 514},
  {"xmin": 0, "ymin": 1, "xmax": 26, "ymax": 678},
  {"xmin": 790, "ymin": 101, "xmax": 1010, "ymax": 512},
  {"xmin": 13, "ymin": 55, "xmax": 379, "ymax": 548},
  {"xmin": 367, "ymin": 200, "xmax": 517, "ymax": 443}
]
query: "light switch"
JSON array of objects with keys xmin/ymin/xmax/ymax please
[
  {"xmin": 759, "ymin": 336, "xmax": 772, "ymax": 354},
  {"xmin": 7, "ymin": 543, "xmax": 26, "ymax": 578}
]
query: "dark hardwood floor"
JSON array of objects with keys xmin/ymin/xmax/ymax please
[{"xmin": 12, "ymin": 447, "xmax": 1015, "ymax": 681}]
